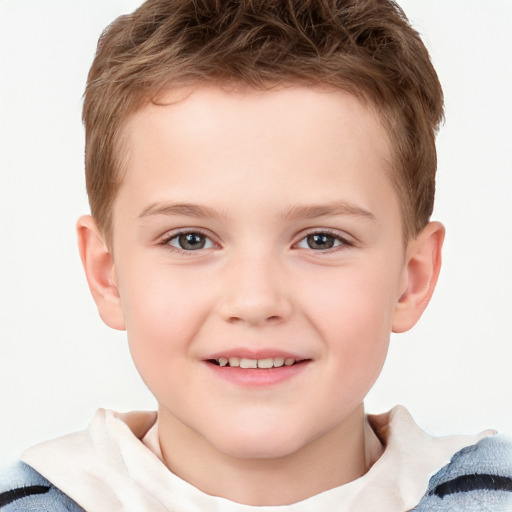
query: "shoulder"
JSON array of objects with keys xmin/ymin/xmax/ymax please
[
  {"xmin": 410, "ymin": 434, "xmax": 512, "ymax": 511},
  {"xmin": 0, "ymin": 460, "xmax": 84, "ymax": 511}
]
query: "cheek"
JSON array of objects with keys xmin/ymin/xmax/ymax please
[
  {"xmin": 116, "ymin": 263, "xmax": 211, "ymax": 383},
  {"xmin": 304, "ymin": 263, "xmax": 399, "ymax": 330},
  {"xmin": 300, "ymin": 260, "xmax": 400, "ymax": 379}
]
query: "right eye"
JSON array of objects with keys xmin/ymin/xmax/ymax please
[{"xmin": 166, "ymin": 231, "xmax": 214, "ymax": 251}]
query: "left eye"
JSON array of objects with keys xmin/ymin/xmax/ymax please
[
  {"xmin": 296, "ymin": 233, "xmax": 344, "ymax": 250},
  {"xmin": 167, "ymin": 232, "xmax": 214, "ymax": 251}
]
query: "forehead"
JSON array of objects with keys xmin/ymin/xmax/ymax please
[
  {"xmin": 129, "ymin": 85, "xmax": 391, "ymax": 157},
  {"xmin": 116, "ymin": 85, "xmax": 397, "ymax": 223}
]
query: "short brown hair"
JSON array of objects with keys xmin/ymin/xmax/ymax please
[{"xmin": 83, "ymin": 0, "xmax": 443, "ymax": 242}]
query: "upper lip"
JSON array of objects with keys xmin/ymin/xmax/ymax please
[{"xmin": 205, "ymin": 349, "xmax": 308, "ymax": 361}]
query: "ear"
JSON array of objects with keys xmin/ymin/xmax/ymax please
[
  {"xmin": 76, "ymin": 215, "xmax": 125, "ymax": 331},
  {"xmin": 392, "ymin": 221, "xmax": 445, "ymax": 333}
]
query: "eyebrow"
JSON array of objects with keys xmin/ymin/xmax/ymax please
[
  {"xmin": 138, "ymin": 202, "xmax": 224, "ymax": 220},
  {"xmin": 282, "ymin": 201, "xmax": 376, "ymax": 222},
  {"xmin": 138, "ymin": 200, "xmax": 375, "ymax": 222}
]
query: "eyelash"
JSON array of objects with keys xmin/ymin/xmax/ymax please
[
  {"xmin": 160, "ymin": 229, "xmax": 216, "ymax": 255},
  {"xmin": 159, "ymin": 229, "xmax": 353, "ymax": 254},
  {"xmin": 295, "ymin": 229, "xmax": 353, "ymax": 252}
]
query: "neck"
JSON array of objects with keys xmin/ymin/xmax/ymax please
[{"xmin": 157, "ymin": 404, "xmax": 382, "ymax": 506}]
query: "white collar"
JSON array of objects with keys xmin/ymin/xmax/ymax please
[{"xmin": 22, "ymin": 406, "xmax": 492, "ymax": 512}]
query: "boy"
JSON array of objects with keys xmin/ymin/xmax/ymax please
[{"xmin": 1, "ymin": 0, "xmax": 511, "ymax": 510}]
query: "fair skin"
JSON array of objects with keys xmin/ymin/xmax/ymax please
[{"xmin": 78, "ymin": 85, "xmax": 444, "ymax": 506}]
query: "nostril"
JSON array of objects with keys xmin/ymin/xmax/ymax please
[{"xmin": 226, "ymin": 314, "xmax": 283, "ymax": 325}]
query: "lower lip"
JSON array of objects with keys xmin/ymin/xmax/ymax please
[{"xmin": 205, "ymin": 361, "xmax": 310, "ymax": 387}]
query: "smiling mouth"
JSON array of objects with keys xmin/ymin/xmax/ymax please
[{"xmin": 208, "ymin": 357, "xmax": 303, "ymax": 369}]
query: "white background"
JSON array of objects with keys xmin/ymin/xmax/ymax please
[{"xmin": 0, "ymin": 1, "xmax": 511, "ymax": 461}]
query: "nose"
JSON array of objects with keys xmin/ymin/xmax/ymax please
[{"xmin": 217, "ymin": 252, "xmax": 293, "ymax": 326}]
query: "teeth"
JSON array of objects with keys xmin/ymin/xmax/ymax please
[
  {"xmin": 215, "ymin": 357, "xmax": 297, "ymax": 368},
  {"xmin": 257, "ymin": 358, "xmax": 273, "ymax": 369},
  {"xmin": 240, "ymin": 358, "xmax": 258, "ymax": 369}
]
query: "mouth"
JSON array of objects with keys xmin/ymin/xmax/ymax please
[
  {"xmin": 207, "ymin": 357, "xmax": 304, "ymax": 369},
  {"xmin": 205, "ymin": 354, "xmax": 310, "ymax": 386}
]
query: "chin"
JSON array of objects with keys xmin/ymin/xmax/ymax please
[{"xmin": 208, "ymin": 424, "xmax": 312, "ymax": 460}]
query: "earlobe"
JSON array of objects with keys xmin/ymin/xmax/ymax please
[
  {"xmin": 76, "ymin": 215, "xmax": 126, "ymax": 331},
  {"xmin": 392, "ymin": 221, "xmax": 445, "ymax": 333}
]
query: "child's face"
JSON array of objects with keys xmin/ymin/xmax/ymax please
[{"xmin": 109, "ymin": 86, "xmax": 409, "ymax": 459}]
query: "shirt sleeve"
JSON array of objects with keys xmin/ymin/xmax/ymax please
[{"xmin": 0, "ymin": 460, "xmax": 85, "ymax": 511}]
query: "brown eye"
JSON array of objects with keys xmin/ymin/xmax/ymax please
[
  {"xmin": 307, "ymin": 234, "xmax": 335, "ymax": 250},
  {"xmin": 168, "ymin": 232, "xmax": 213, "ymax": 251},
  {"xmin": 296, "ymin": 232, "xmax": 345, "ymax": 251}
]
